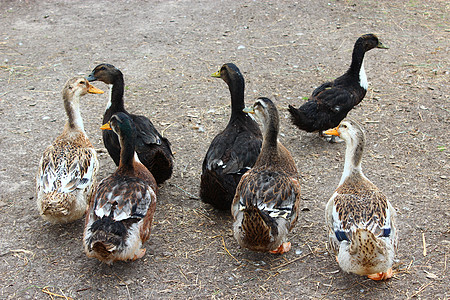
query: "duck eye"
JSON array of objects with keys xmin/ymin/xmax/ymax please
[{"xmin": 342, "ymin": 124, "xmax": 347, "ymax": 128}]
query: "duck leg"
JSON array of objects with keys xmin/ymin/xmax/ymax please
[
  {"xmin": 367, "ymin": 268, "xmax": 393, "ymax": 281},
  {"xmin": 270, "ymin": 242, "xmax": 291, "ymax": 254}
]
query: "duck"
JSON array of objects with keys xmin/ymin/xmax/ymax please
[
  {"xmin": 288, "ymin": 34, "xmax": 388, "ymax": 142},
  {"xmin": 86, "ymin": 63, "xmax": 173, "ymax": 185},
  {"xmin": 231, "ymin": 97, "xmax": 301, "ymax": 254},
  {"xmin": 83, "ymin": 112, "xmax": 158, "ymax": 264},
  {"xmin": 323, "ymin": 119, "xmax": 397, "ymax": 280},
  {"xmin": 36, "ymin": 77, "xmax": 103, "ymax": 224},
  {"xmin": 200, "ymin": 63, "xmax": 262, "ymax": 210}
]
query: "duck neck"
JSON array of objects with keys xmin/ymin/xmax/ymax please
[
  {"xmin": 118, "ymin": 134, "xmax": 136, "ymax": 169},
  {"xmin": 229, "ymin": 76, "xmax": 246, "ymax": 118},
  {"xmin": 348, "ymin": 39, "xmax": 368, "ymax": 90},
  {"xmin": 339, "ymin": 138, "xmax": 364, "ymax": 185},
  {"xmin": 104, "ymin": 76, "xmax": 126, "ymax": 123},
  {"xmin": 64, "ymin": 91, "xmax": 84, "ymax": 132},
  {"xmin": 256, "ymin": 116, "xmax": 279, "ymax": 166}
]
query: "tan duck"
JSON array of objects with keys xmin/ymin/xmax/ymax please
[
  {"xmin": 324, "ymin": 119, "xmax": 397, "ymax": 280},
  {"xmin": 231, "ymin": 97, "xmax": 301, "ymax": 254},
  {"xmin": 36, "ymin": 77, "xmax": 103, "ymax": 223},
  {"xmin": 83, "ymin": 112, "xmax": 157, "ymax": 264}
]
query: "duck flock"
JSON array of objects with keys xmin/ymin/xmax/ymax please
[{"xmin": 35, "ymin": 33, "xmax": 396, "ymax": 281}]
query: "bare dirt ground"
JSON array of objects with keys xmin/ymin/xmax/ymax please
[{"xmin": 0, "ymin": 0, "xmax": 448, "ymax": 299}]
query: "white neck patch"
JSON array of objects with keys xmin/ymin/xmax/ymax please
[
  {"xmin": 359, "ymin": 61, "xmax": 368, "ymax": 90},
  {"xmin": 106, "ymin": 84, "xmax": 113, "ymax": 110},
  {"xmin": 134, "ymin": 152, "xmax": 141, "ymax": 163}
]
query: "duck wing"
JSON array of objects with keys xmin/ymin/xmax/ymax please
[
  {"xmin": 312, "ymin": 86, "xmax": 357, "ymax": 115},
  {"xmin": 236, "ymin": 169, "xmax": 300, "ymax": 229},
  {"xmin": 132, "ymin": 115, "xmax": 163, "ymax": 147},
  {"xmin": 204, "ymin": 131, "xmax": 261, "ymax": 176},
  {"xmin": 326, "ymin": 180, "xmax": 396, "ymax": 252},
  {"xmin": 38, "ymin": 143, "xmax": 98, "ymax": 194},
  {"xmin": 92, "ymin": 175, "xmax": 157, "ymax": 222}
]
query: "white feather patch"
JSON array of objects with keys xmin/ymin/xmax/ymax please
[
  {"xmin": 359, "ymin": 62, "xmax": 368, "ymax": 90},
  {"xmin": 106, "ymin": 84, "xmax": 113, "ymax": 110}
]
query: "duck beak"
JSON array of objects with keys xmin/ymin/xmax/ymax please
[
  {"xmin": 377, "ymin": 42, "xmax": 389, "ymax": 49},
  {"xmin": 87, "ymin": 82, "xmax": 104, "ymax": 94},
  {"xmin": 323, "ymin": 126, "xmax": 339, "ymax": 136},
  {"xmin": 86, "ymin": 72, "xmax": 97, "ymax": 82},
  {"xmin": 211, "ymin": 70, "xmax": 221, "ymax": 78},
  {"xmin": 243, "ymin": 106, "xmax": 255, "ymax": 114},
  {"xmin": 100, "ymin": 122, "xmax": 112, "ymax": 130}
]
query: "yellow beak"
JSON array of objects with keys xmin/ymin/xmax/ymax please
[
  {"xmin": 323, "ymin": 126, "xmax": 339, "ymax": 136},
  {"xmin": 211, "ymin": 70, "xmax": 221, "ymax": 78},
  {"xmin": 87, "ymin": 82, "xmax": 104, "ymax": 94},
  {"xmin": 243, "ymin": 106, "xmax": 255, "ymax": 114},
  {"xmin": 100, "ymin": 122, "xmax": 112, "ymax": 130}
]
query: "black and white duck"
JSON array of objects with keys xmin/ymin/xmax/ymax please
[
  {"xmin": 200, "ymin": 63, "xmax": 262, "ymax": 210},
  {"xmin": 288, "ymin": 34, "xmax": 388, "ymax": 141},
  {"xmin": 87, "ymin": 63, "xmax": 173, "ymax": 184}
]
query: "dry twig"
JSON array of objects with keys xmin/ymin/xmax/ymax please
[
  {"xmin": 42, "ymin": 286, "xmax": 73, "ymax": 300},
  {"xmin": 408, "ymin": 281, "xmax": 434, "ymax": 299},
  {"xmin": 422, "ymin": 233, "xmax": 427, "ymax": 257},
  {"xmin": 270, "ymin": 250, "xmax": 315, "ymax": 271},
  {"xmin": 221, "ymin": 236, "xmax": 240, "ymax": 263}
]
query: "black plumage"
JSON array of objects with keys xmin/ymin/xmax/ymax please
[
  {"xmin": 87, "ymin": 63, "xmax": 173, "ymax": 184},
  {"xmin": 288, "ymin": 34, "xmax": 388, "ymax": 136},
  {"xmin": 200, "ymin": 63, "xmax": 262, "ymax": 211}
]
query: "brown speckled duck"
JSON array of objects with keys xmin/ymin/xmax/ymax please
[
  {"xmin": 288, "ymin": 34, "xmax": 388, "ymax": 142},
  {"xmin": 324, "ymin": 119, "xmax": 397, "ymax": 280},
  {"xmin": 36, "ymin": 77, "xmax": 103, "ymax": 223},
  {"xmin": 200, "ymin": 63, "xmax": 262, "ymax": 210},
  {"xmin": 83, "ymin": 112, "xmax": 157, "ymax": 264},
  {"xmin": 231, "ymin": 97, "xmax": 301, "ymax": 254},
  {"xmin": 87, "ymin": 63, "xmax": 173, "ymax": 185}
]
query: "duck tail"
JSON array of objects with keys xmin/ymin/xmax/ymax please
[
  {"xmin": 86, "ymin": 216, "xmax": 127, "ymax": 259},
  {"xmin": 242, "ymin": 205, "xmax": 274, "ymax": 244},
  {"xmin": 40, "ymin": 192, "xmax": 75, "ymax": 217},
  {"xmin": 288, "ymin": 104, "xmax": 310, "ymax": 131},
  {"xmin": 350, "ymin": 228, "xmax": 385, "ymax": 256}
]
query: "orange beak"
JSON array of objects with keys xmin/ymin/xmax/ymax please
[
  {"xmin": 87, "ymin": 82, "xmax": 104, "ymax": 94},
  {"xmin": 100, "ymin": 122, "xmax": 112, "ymax": 130},
  {"xmin": 323, "ymin": 126, "xmax": 339, "ymax": 136}
]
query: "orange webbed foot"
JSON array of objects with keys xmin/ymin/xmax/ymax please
[
  {"xmin": 132, "ymin": 248, "xmax": 146, "ymax": 260},
  {"xmin": 367, "ymin": 268, "xmax": 393, "ymax": 281},
  {"xmin": 269, "ymin": 242, "xmax": 291, "ymax": 254}
]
